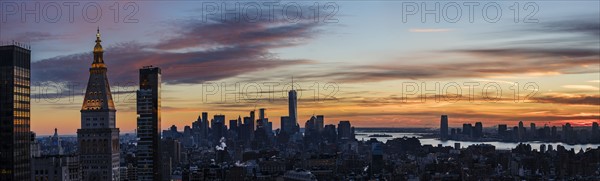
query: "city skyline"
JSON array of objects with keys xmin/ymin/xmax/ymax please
[
  {"xmin": 1, "ymin": 1, "xmax": 598, "ymax": 135},
  {"xmin": 2, "ymin": 1, "xmax": 598, "ymax": 180}
]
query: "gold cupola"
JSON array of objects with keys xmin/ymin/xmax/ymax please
[
  {"xmin": 82, "ymin": 27, "xmax": 115, "ymax": 111},
  {"xmin": 94, "ymin": 27, "xmax": 103, "ymax": 53},
  {"xmin": 92, "ymin": 27, "xmax": 105, "ymax": 68}
]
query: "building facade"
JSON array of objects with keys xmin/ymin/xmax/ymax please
[
  {"xmin": 77, "ymin": 28, "xmax": 120, "ymax": 181},
  {"xmin": 0, "ymin": 44, "xmax": 31, "ymax": 181},
  {"xmin": 136, "ymin": 66, "xmax": 162, "ymax": 181},
  {"xmin": 31, "ymin": 155, "xmax": 81, "ymax": 181}
]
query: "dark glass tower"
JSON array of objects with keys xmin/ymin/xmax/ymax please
[
  {"xmin": 0, "ymin": 44, "xmax": 31, "ymax": 181},
  {"xmin": 77, "ymin": 28, "xmax": 120, "ymax": 181},
  {"xmin": 440, "ymin": 115, "xmax": 448, "ymax": 140},
  {"xmin": 136, "ymin": 66, "xmax": 162, "ymax": 181}
]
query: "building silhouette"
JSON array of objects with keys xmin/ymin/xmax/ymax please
[
  {"xmin": 337, "ymin": 121, "xmax": 354, "ymax": 141},
  {"xmin": 518, "ymin": 121, "xmax": 524, "ymax": 141},
  {"xmin": 530, "ymin": 123, "xmax": 537, "ymax": 138},
  {"xmin": 0, "ymin": 44, "xmax": 31, "ymax": 181},
  {"xmin": 474, "ymin": 122, "xmax": 483, "ymax": 138},
  {"xmin": 31, "ymin": 155, "xmax": 81, "ymax": 181},
  {"xmin": 201, "ymin": 112, "xmax": 209, "ymax": 139},
  {"xmin": 77, "ymin": 28, "xmax": 120, "ymax": 181},
  {"xmin": 593, "ymin": 122, "xmax": 599, "ymax": 142},
  {"xmin": 49, "ymin": 128, "xmax": 64, "ymax": 155},
  {"xmin": 315, "ymin": 115, "xmax": 324, "ymax": 133},
  {"xmin": 213, "ymin": 114, "xmax": 226, "ymax": 142},
  {"xmin": 498, "ymin": 124, "xmax": 508, "ymax": 139},
  {"xmin": 280, "ymin": 116, "xmax": 291, "ymax": 134},
  {"xmin": 136, "ymin": 66, "xmax": 162, "ymax": 180},
  {"xmin": 440, "ymin": 115, "xmax": 448, "ymax": 140},
  {"xmin": 288, "ymin": 86, "xmax": 298, "ymax": 134}
]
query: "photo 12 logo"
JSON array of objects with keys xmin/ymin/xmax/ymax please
[
  {"xmin": 1, "ymin": 1, "xmax": 139, "ymax": 23},
  {"xmin": 402, "ymin": 1, "xmax": 539, "ymax": 23},
  {"xmin": 401, "ymin": 81, "xmax": 540, "ymax": 103},
  {"xmin": 30, "ymin": 81, "xmax": 138, "ymax": 104},
  {"xmin": 201, "ymin": 81, "xmax": 339, "ymax": 103},
  {"xmin": 199, "ymin": 1, "xmax": 339, "ymax": 23}
]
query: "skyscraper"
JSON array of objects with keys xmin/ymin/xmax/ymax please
[
  {"xmin": 257, "ymin": 108, "xmax": 267, "ymax": 133},
  {"xmin": 530, "ymin": 123, "xmax": 536, "ymax": 138},
  {"xmin": 323, "ymin": 125, "xmax": 337, "ymax": 143},
  {"xmin": 518, "ymin": 121, "xmax": 524, "ymax": 141},
  {"xmin": 462, "ymin": 123, "xmax": 473, "ymax": 137},
  {"xmin": 229, "ymin": 119, "xmax": 239, "ymax": 134},
  {"xmin": 0, "ymin": 44, "xmax": 31, "ymax": 181},
  {"xmin": 250, "ymin": 110, "xmax": 255, "ymax": 130},
  {"xmin": 337, "ymin": 121, "xmax": 354, "ymax": 141},
  {"xmin": 254, "ymin": 109, "xmax": 272, "ymax": 146},
  {"xmin": 213, "ymin": 115, "xmax": 226, "ymax": 141},
  {"xmin": 78, "ymin": 28, "xmax": 120, "ymax": 181},
  {"xmin": 498, "ymin": 124, "xmax": 508, "ymax": 138},
  {"xmin": 474, "ymin": 122, "xmax": 483, "ymax": 138},
  {"xmin": 201, "ymin": 112, "xmax": 209, "ymax": 138},
  {"xmin": 304, "ymin": 116, "xmax": 317, "ymax": 138},
  {"xmin": 259, "ymin": 108, "xmax": 266, "ymax": 125},
  {"xmin": 440, "ymin": 115, "xmax": 448, "ymax": 140},
  {"xmin": 315, "ymin": 115, "xmax": 324, "ymax": 133},
  {"xmin": 280, "ymin": 116, "xmax": 291, "ymax": 134},
  {"xmin": 136, "ymin": 66, "xmax": 162, "ymax": 181},
  {"xmin": 288, "ymin": 87, "xmax": 298, "ymax": 134},
  {"xmin": 562, "ymin": 123, "xmax": 573, "ymax": 143},
  {"xmin": 593, "ymin": 122, "xmax": 599, "ymax": 142}
]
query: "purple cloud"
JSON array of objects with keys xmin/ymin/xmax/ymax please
[{"xmin": 32, "ymin": 17, "xmax": 320, "ymax": 84}]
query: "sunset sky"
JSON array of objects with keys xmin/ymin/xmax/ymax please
[{"xmin": 1, "ymin": 1, "xmax": 598, "ymax": 135}]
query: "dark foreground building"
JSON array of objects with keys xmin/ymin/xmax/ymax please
[
  {"xmin": 137, "ymin": 66, "xmax": 162, "ymax": 180},
  {"xmin": 0, "ymin": 44, "xmax": 31, "ymax": 181}
]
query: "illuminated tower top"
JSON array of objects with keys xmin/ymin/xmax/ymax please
[
  {"xmin": 92, "ymin": 27, "xmax": 105, "ymax": 68},
  {"xmin": 81, "ymin": 27, "xmax": 115, "ymax": 112}
]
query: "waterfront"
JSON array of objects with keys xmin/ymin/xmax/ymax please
[{"xmin": 356, "ymin": 131, "xmax": 600, "ymax": 151}]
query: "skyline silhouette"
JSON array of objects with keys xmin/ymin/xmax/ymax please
[
  {"xmin": 0, "ymin": 1, "xmax": 598, "ymax": 136},
  {"xmin": 1, "ymin": 1, "xmax": 599, "ymax": 180}
]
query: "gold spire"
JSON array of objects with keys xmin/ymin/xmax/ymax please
[
  {"xmin": 92, "ymin": 27, "xmax": 105, "ymax": 68},
  {"xmin": 94, "ymin": 27, "xmax": 103, "ymax": 53},
  {"xmin": 82, "ymin": 27, "xmax": 115, "ymax": 111}
]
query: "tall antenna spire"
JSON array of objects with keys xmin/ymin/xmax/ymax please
[{"xmin": 292, "ymin": 76, "xmax": 294, "ymax": 90}]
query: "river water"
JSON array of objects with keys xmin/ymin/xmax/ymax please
[{"xmin": 355, "ymin": 132, "xmax": 600, "ymax": 151}]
